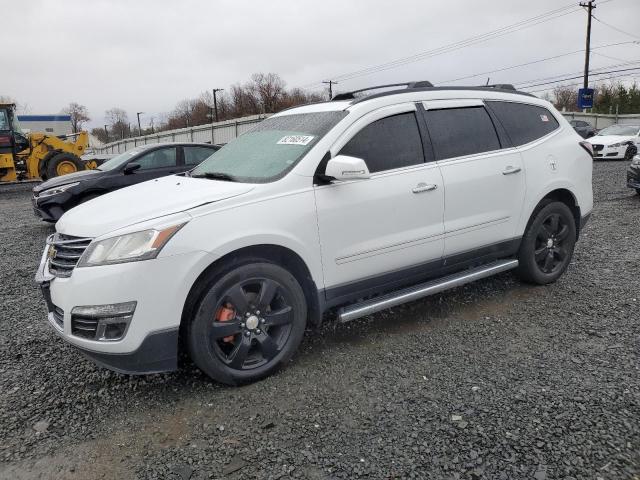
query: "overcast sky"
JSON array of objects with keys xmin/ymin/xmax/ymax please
[{"xmin": 4, "ymin": 0, "xmax": 639, "ymax": 129}]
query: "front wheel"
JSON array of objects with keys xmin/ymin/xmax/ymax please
[
  {"xmin": 516, "ymin": 201, "xmax": 577, "ymax": 285},
  {"xmin": 187, "ymin": 262, "xmax": 307, "ymax": 385}
]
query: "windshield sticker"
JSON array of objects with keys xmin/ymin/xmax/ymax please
[
  {"xmin": 540, "ymin": 114, "xmax": 549, "ymax": 122},
  {"xmin": 277, "ymin": 135, "xmax": 314, "ymax": 146}
]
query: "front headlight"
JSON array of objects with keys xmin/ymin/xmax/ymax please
[
  {"xmin": 38, "ymin": 182, "xmax": 79, "ymax": 198},
  {"xmin": 77, "ymin": 223, "xmax": 185, "ymax": 267},
  {"xmin": 609, "ymin": 141, "xmax": 631, "ymax": 148}
]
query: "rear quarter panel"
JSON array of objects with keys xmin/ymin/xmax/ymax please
[{"xmin": 517, "ymin": 121, "xmax": 593, "ymax": 235}]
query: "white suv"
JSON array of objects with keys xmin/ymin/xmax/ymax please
[{"xmin": 36, "ymin": 82, "xmax": 593, "ymax": 385}]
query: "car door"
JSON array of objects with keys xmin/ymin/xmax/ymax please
[
  {"xmin": 123, "ymin": 146, "xmax": 179, "ymax": 185},
  {"xmin": 314, "ymin": 103, "xmax": 445, "ymax": 303},
  {"xmin": 421, "ymin": 100, "xmax": 525, "ymax": 260}
]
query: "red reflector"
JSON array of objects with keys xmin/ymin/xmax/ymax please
[
  {"xmin": 579, "ymin": 141, "xmax": 593, "ymax": 157},
  {"xmin": 0, "ymin": 134, "xmax": 11, "ymax": 147}
]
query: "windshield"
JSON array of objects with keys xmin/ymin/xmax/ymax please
[
  {"xmin": 98, "ymin": 146, "xmax": 150, "ymax": 171},
  {"xmin": 597, "ymin": 125, "xmax": 640, "ymax": 136},
  {"xmin": 191, "ymin": 111, "xmax": 348, "ymax": 183}
]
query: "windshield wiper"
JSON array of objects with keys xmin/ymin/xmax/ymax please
[{"xmin": 191, "ymin": 172, "xmax": 236, "ymax": 182}]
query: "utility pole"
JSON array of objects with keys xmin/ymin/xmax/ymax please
[
  {"xmin": 322, "ymin": 80, "xmax": 338, "ymax": 100},
  {"xmin": 104, "ymin": 124, "xmax": 108, "ymax": 142},
  {"xmin": 150, "ymin": 117, "xmax": 155, "ymax": 134},
  {"xmin": 212, "ymin": 88, "xmax": 224, "ymax": 122},
  {"xmin": 580, "ymin": 0, "xmax": 596, "ymax": 90},
  {"xmin": 136, "ymin": 112, "xmax": 144, "ymax": 136}
]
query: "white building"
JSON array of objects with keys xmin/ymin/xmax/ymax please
[{"xmin": 17, "ymin": 114, "xmax": 72, "ymax": 136}]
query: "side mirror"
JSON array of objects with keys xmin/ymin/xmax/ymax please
[
  {"xmin": 124, "ymin": 163, "xmax": 141, "ymax": 174},
  {"xmin": 325, "ymin": 155, "xmax": 370, "ymax": 181}
]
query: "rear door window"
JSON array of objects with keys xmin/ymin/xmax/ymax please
[
  {"xmin": 184, "ymin": 146, "xmax": 216, "ymax": 166},
  {"xmin": 339, "ymin": 112, "xmax": 425, "ymax": 173},
  {"xmin": 133, "ymin": 147, "xmax": 177, "ymax": 170},
  {"xmin": 424, "ymin": 107, "xmax": 501, "ymax": 160},
  {"xmin": 486, "ymin": 101, "xmax": 560, "ymax": 146}
]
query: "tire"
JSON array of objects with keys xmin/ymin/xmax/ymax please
[
  {"xmin": 516, "ymin": 201, "xmax": 577, "ymax": 285},
  {"xmin": 45, "ymin": 152, "xmax": 84, "ymax": 179},
  {"xmin": 624, "ymin": 144, "xmax": 637, "ymax": 162},
  {"xmin": 187, "ymin": 261, "xmax": 307, "ymax": 385}
]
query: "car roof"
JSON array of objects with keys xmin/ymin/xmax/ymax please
[{"xmin": 274, "ymin": 86, "xmax": 551, "ymax": 119}]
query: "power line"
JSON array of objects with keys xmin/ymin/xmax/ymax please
[
  {"xmin": 520, "ymin": 66, "xmax": 640, "ymax": 89},
  {"xmin": 526, "ymin": 71, "xmax": 639, "ymax": 94},
  {"xmin": 592, "ymin": 14, "xmax": 640, "ymax": 40},
  {"xmin": 515, "ymin": 57, "xmax": 640, "ymax": 86},
  {"xmin": 300, "ymin": 2, "xmax": 581, "ymax": 89},
  {"xmin": 331, "ymin": 7, "xmax": 579, "ymax": 84},
  {"xmin": 436, "ymin": 41, "xmax": 636, "ymax": 85}
]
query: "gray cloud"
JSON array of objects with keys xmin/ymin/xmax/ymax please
[{"xmin": 4, "ymin": 0, "xmax": 639, "ymax": 128}]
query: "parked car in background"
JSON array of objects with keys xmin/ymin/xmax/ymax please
[
  {"xmin": 35, "ymin": 82, "xmax": 593, "ymax": 385},
  {"xmin": 586, "ymin": 124, "xmax": 640, "ymax": 160},
  {"xmin": 32, "ymin": 142, "xmax": 219, "ymax": 222},
  {"xmin": 627, "ymin": 155, "xmax": 640, "ymax": 195},
  {"xmin": 569, "ymin": 119, "xmax": 598, "ymax": 138}
]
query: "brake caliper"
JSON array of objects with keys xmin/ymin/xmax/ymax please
[{"xmin": 215, "ymin": 303, "xmax": 236, "ymax": 343}]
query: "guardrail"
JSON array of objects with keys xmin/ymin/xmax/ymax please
[
  {"xmin": 561, "ymin": 112, "xmax": 640, "ymax": 130},
  {"xmin": 94, "ymin": 114, "xmax": 269, "ymax": 154}
]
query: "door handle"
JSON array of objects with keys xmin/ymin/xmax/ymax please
[
  {"xmin": 412, "ymin": 183, "xmax": 438, "ymax": 193},
  {"xmin": 502, "ymin": 166, "xmax": 522, "ymax": 175}
]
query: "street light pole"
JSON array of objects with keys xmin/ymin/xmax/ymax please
[
  {"xmin": 212, "ymin": 88, "xmax": 223, "ymax": 123},
  {"xmin": 136, "ymin": 112, "xmax": 144, "ymax": 136},
  {"xmin": 104, "ymin": 124, "xmax": 108, "ymax": 142}
]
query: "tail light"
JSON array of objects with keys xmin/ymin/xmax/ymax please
[
  {"xmin": 579, "ymin": 141, "xmax": 594, "ymax": 157},
  {"xmin": 0, "ymin": 134, "xmax": 11, "ymax": 147}
]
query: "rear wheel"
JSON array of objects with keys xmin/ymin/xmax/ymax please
[
  {"xmin": 516, "ymin": 201, "xmax": 577, "ymax": 285},
  {"xmin": 45, "ymin": 152, "xmax": 84, "ymax": 179},
  {"xmin": 187, "ymin": 261, "xmax": 307, "ymax": 385}
]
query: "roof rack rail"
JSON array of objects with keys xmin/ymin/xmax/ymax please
[
  {"xmin": 331, "ymin": 80, "xmax": 434, "ymax": 101},
  {"xmin": 483, "ymin": 84, "xmax": 517, "ymax": 91}
]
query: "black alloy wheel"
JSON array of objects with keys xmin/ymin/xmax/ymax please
[
  {"xmin": 533, "ymin": 213, "xmax": 571, "ymax": 275},
  {"xmin": 516, "ymin": 201, "xmax": 577, "ymax": 285},
  {"xmin": 210, "ymin": 278, "xmax": 295, "ymax": 370},
  {"xmin": 187, "ymin": 261, "xmax": 307, "ymax": 385}
]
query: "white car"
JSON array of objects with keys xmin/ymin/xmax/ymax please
[
  {"xmin": 586, "ymin": 124, "xmax": 640, "ymax": 160},
  {"xmin": 36, "ymin": 82, "xmax": 593, "ymax": 385}
]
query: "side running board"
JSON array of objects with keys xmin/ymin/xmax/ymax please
[{"xmin": 337, "ymin": 259, "xmax": 519, "ymax": 323}]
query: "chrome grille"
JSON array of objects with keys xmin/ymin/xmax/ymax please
[{"xmin": 48, "ymin": 234, "xmax": 92, "ymax": 278}]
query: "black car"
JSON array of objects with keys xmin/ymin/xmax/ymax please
[
  {"xmin": 569, "ymin": 119, "xmax": 598, "ymax": 138},
  {"xmin": 627, "ymin": 155, "xmax": 640, "ymax": 195},
  {"xmin": 32, "ymin": 142, "xmax": 219, "ymax": 222}
]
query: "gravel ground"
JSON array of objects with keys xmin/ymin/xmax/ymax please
[{"xmin": 0, "ymin": 162, "xmax": 638, "ymax": 480}]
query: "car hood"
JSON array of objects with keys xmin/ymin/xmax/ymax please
[
  {"xmin": 56, "ymin": 175, "xmax": 255, "ymax": 238},
  {"xmin": 33, "ymin": 169, "xmax": 104, "ymax": 192},
  {"xmin": 587, "ymin": 135, "xmax": 636, "ymax": 146}
]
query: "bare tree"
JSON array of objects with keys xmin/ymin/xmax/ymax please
[
  {"xmin": 552, "ymin": 86, "xmax": 579, "ymax": 112},
  {"xmin": 105, "ymin": 108, "xmax": 128, "ymax": 139},
  {"xmin": 64, "ymin": 102, "xmax": 91, "ymax": 133}
]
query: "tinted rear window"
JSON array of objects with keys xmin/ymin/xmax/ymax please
[
  {"xmin": 425, "ymin": 107, "xmax": 501, "ymax": 160},
  {"xmin": 486, "ymin": 101, "xmax": 559, "ymax": 146}
]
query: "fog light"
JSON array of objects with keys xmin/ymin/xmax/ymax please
[{"xmin": 71, "ymin": 301, "xmax": 136, "ymax": 342}]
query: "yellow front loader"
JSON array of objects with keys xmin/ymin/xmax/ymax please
[{"xmin": 0, "ymin": 103, "xmax": 93, "ymax": 183}]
